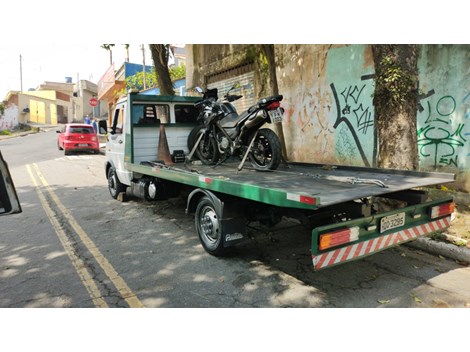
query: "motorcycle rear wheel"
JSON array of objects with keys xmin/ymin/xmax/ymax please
[{"xmin": 248, "ymin": 128, "xmax": 282, "ymax": 171}]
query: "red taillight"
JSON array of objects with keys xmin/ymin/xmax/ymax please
[
  {"xmin": 319, "ymin": 227, "xmax": 359, "ymax": 251},
  {"xmin": 430, "ymin": 202, "xmax": 455, "ymax": 219},
  {"xmin": 286, "ymin": 193, "xmax": 316, "ymax": 205},
  {"xmin": 300, "ymin": 195, "xmax": 315, "ymax": 205},
  {"xmin": 266, "ymin": 101, "xmax": 280, "ymax": 110}
]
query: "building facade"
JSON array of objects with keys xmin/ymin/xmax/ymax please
[
  {"xmin": 186, "ymin": 44, "xmax": 470, "ymax": 192},
  {"xmin": 1, "ymin": 79, "xmax": 102, "ymax": 129}
]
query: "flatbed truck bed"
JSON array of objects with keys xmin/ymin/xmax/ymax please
[
  {"xmin": 105, "ymin": 92, "xmax": 456, "ymax": 270},
  {"xmin": 129, "ymin": 160, "xmax": 455, "ymax": 209},
  {"xmin": 125, "ymin": 159, "xmax": 455, "ymax": 270}
]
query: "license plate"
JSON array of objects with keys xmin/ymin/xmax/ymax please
[
  {"xmin": 268, "ymin": 108, "xmax": 283, "ymax": 123},
  {"xmin": 78, "ymin": 144, "xmax": 88, "ymax": 147},
  {"xmin": 380, "ymin": 212, "xmax": 405, "ymax": 233}
]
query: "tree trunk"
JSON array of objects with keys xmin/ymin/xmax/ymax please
[
  {"xmin": 260, "ymin": 44, "xmax": 288, "ymax": 161},
  {"xmin": 149, "ymin": 44, "xmax": 174, "ymax": 96},
  {"xmin": 372, "ymin": 45, "xmax": 420, "ymax": 170}
]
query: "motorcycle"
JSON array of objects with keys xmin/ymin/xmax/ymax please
[{"xmin": 187, "ymin": 84, "xmax": 284, "ymax": 171}]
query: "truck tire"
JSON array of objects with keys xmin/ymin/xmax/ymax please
[
  {"xmin": 108, "ymin": 167, "xmax": 127, "ymax": 199},
  {"xmin": 195, "ymin": 196, "xmax": 227, "ymax": 256},
  {"xmin": 248, "ymin": 128, "xmax": 281, "ymax": 171}
]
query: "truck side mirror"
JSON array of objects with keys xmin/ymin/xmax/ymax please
[
  {"xmin": 0, "ymin": 151, "xmax": 22, "ymax": 215},
  {"xmin": 98, "ymin": 120, "xmax": 108, "ymax": 134}
]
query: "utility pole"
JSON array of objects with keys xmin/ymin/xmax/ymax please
[
  {"xmin": 142, "ymin": 44, "xmax": 146, "ymax": 90},
  {"xmin": 19, "ymin": 54, "xmax": 23, "ymax": 92}
]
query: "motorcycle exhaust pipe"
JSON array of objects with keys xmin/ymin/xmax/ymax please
[{"xmin": 243, "ymin": 110, "xmax": 266, "ymax": 129}]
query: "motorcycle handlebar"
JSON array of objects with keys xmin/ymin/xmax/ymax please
[{"xmin": 225, "ymin": 94, "xmax": 243, "ymax": 102}]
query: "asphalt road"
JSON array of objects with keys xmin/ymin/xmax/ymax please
[{"xmin": 1, "ymin": 129, "xmax": 470, "ymax": 309}]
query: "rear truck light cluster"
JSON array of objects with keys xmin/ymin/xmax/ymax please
[
  {"xmin": 430, "ymin": 202, "xmax": 455, "ymax": 219},
  {"xmin": 312, "ymin": 200, "xmax": 455, "ymax": 270},
  {"xmin": 319, "ymin": 227, "xmax": 359, "ymax": 251}
]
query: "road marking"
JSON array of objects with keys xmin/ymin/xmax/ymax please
[
  {"xmin": 55, "ymin": 155, "xmax": 93, "ymax": 161},
  {"xmin": 30, "ymin": 163, "xmax": 144, "ymax": 308},
  {"xmin": 26, "ymin": 164, "xmax": 108, "ymax": 308}
]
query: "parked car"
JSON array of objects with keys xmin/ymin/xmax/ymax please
[{"xmin": 56, "ymin": 123, "xmax": 99, "ymax": 155}]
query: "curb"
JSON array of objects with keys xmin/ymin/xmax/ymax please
[{"xmin": 405, "ymin": 237, "xmax": 470, "ymax": 264}]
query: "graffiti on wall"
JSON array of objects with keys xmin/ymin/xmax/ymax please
[
  {"xmin": 0, "ymin": 105, "xmax": 19, "ymax": 131},
  {"xmin": 330, "ymin": 74, "xmax": 376, "ymax": 167},
  {"xmin": 417, "ymin": 89, "xmax": 469, "ymax": 168}
]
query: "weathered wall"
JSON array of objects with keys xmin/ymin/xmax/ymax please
[
  {"xmin": 188, "ymin": 44, "xmax": 470, "ymax": 191},
  {"xmin": 187, "ymin": 44, "xmax": 255, "ymax": 88},
  {"xmin": 416, "ymin": 45, "xmax": 470, "ymax": 190},
  {"xmin": 0, "ymin": 105, "xmax": 19, "ymax": 130},
  {"xmin": 276, "ymin": 44, "xmax": 376, "ymax": 167},
  {"xmin": 277, "ymin": 44, "xmax": 469, "ymax": 190}
]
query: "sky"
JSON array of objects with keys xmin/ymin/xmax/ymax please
[
  {"xmin": 0, "ymin": 1, "xmax": 464, "ymax": 101},
  {"xmin": 0, "ymin": 44, "xmax": 151, "ymax": 99}
]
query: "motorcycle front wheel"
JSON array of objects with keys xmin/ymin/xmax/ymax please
[
  {"xmin": 195, "ymin": 130, "xmax": 219, "ymax": 165},
  {"xmin": 248, "ymin": 128, "xmax": 282, "ymax": 171}
]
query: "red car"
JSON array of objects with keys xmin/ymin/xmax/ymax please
[{"xmin": 57, "ymin": 123, "xmax": 99, "ymax": 155}]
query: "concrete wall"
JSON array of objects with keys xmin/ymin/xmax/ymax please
[
  {"xmin": 279, "ymin": 44, "xmax": 470, "ymax": 190},
  {"xmin": 276, "ymin": 44, "xmax": 376, "ymax": 167},
  {"xmin": 188, "ymin": 44, "xmax": 470, "ymax": 191},
  {"xmin": 416, "ymin": 45, "xmax": 470, "ymax": 190},
  {"xmin": 0, "ymin": 105, "xmax": 19, "ymax": 130}
]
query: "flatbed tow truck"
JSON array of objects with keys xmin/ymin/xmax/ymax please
[{"xmin": 105, "ymin": 92, "xmax": 456, "ymax": 270}]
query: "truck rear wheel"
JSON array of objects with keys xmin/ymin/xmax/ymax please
[
  {"xmin": 195, "ymin": 196, "xmax": 227, "ymax": 256},
  {"xmin": 108, "ymin": 167, "xmax": 127, "ymax": 199}
]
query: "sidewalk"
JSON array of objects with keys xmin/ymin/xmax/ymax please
[
  {"xmin": 406, "ymin": 189, "xmax": 470, "ymax": 265},
  {"xmin": 0, "ymin": 123, "xmax": 57, "ymax": 140}
]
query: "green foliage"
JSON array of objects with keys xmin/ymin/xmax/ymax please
[
  {"xmin": 170, "ymin": 64, "xmax": 186, "ymax": 81},
  {"xmin": 0, "ymin": 129, "xmax": 12, "ymax": 135},
  {"xmin": 376, "ymin": 55, "xmax": 415, "ymax": 107},
  {"xmin": 125, "ymin": 64, "xmax": 186, "ymax": 92},
  {"xmin": 0, "ymin": 102, "xmax": 5, "ymax": 115},
  {"xmin": 101, "ymin": 44, "xmax": 115, "ymax": 51},
  {"xmin": 126, "ymin": 69, "xmax": 159, "ymax": 91}
]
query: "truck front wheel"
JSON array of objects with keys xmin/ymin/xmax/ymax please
[
  {"xmin": 195, "ymin": 196, "xmax": 227, "ymax": 256},
  {"xmin": 108, "ymin": 167, "xmax": 127, "ymax": 199}
]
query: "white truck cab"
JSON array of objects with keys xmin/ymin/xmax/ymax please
[{"xmin": 105, "ymin": 92, "xmax": 200, "ymax": 196}]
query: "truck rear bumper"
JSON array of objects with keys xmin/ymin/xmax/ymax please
[{"xmin": 312, "ymin": 216, "xmax": 451, "ymax": 270}]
